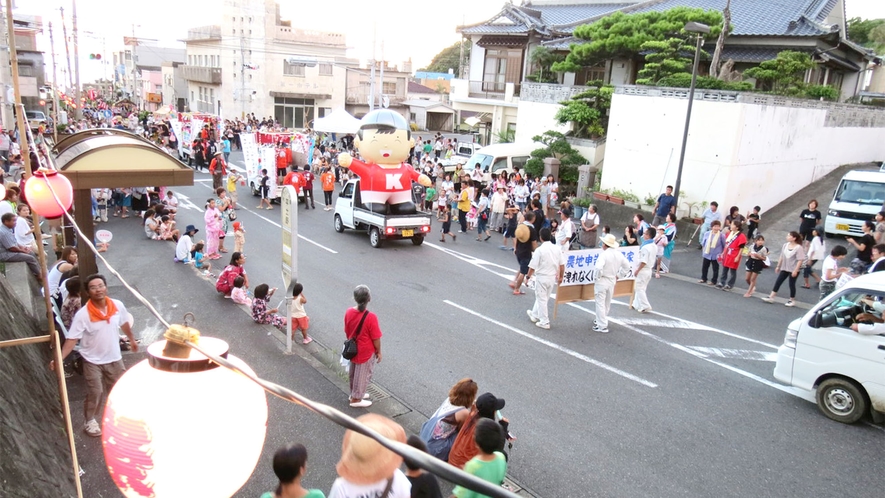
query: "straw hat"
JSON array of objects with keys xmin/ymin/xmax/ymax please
[
  {"xmin": 515, "ymin": 224, "xmax": 531, "ymax": 243},
  {"xmin": 336, "ymin": 414, "xmax": 406, "ymax": 485},
  {"xmin": 601, "ymin": 233, "xmax": 619, "ymax": 248}
]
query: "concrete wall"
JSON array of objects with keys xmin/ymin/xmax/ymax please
[
  {"xmin": 0, "ymin": 273, "xmax": 77, "ymax": 496},
  {"xmin": 601, "ymin": 86, "xmax": 885, "ymax": 215},
  {"xmin": 515, "ymin": 100, "xmax": 571, "ymax": 142}
]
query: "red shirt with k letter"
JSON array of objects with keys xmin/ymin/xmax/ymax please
[{"xmin": 347, "ymin": 158, "xmax": 421, "ymax": 205}]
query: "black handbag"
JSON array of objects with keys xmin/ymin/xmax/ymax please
[{"xmin": 342, "ymin": 311, "xmax": 369, "ymax": 360}]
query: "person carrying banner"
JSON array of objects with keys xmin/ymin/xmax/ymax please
[{"xmin": 593, "ymin": 234, "xmax": 631, "ymax": 334}]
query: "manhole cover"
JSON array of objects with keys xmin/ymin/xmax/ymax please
[{"xmin": 366, "ymin": 383, "xmax": 391, "ymax": 401}]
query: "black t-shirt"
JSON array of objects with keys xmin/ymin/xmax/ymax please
[
  {"xmin": 799, "ymin": 209, "xmax": 821, "ymax": 232},
  {"xmin": 857, "ymin": 233, "xmax": 875, "ymax": 262},
  {"xmin": 533, "ymin": 209, "xmax": 546, "ymax": 234},
  {"xmin": 407, "ymin": 472, "xmax": 443, "ymax": 498},
  {"xmin": 515, "ymin": 223, "xmax": 539, "ymax": 260}
]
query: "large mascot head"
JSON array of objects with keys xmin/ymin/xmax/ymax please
[{"xmin": 354, "ymin": 110, "xmax": 414, "ymax": 166}]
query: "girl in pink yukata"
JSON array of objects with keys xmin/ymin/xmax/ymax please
[
  {"xmin": 251, "ymin": 283, "xmax": 287, "ymax": 331},
  {"xmin": 231, "ymin": 276, "xmax": 252, "ymax": 307}
]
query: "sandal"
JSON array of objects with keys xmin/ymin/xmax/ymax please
[
  {"xmin": 802, "ymin": 285, "xmax": 811, "ymax": 289},
  {"xmin": 513, "ymin": 289, "xmax": 525, "ymax": 295}
]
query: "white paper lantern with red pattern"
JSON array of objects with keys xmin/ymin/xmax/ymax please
[{"xmin": 24, "ymin": 169, "xmax": 73, "ymax": 218}]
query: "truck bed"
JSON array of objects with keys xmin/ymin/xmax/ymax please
[{"xmin": 353, "ymin": 207, "xmax": 432, "ymax": 228}]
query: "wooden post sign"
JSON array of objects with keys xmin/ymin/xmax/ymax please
[{"xmin": 553, "ymin": 246, "xmax": 641, "ymax": 319}]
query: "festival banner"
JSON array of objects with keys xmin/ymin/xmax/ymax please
[{"xmin": 559, "ymin": 247, "xmax": 641, "ymax": 287}]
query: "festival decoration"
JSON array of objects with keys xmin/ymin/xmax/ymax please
[{"xmin": 24, "ymin": 169, "xmax": 74, "ymax": 218}]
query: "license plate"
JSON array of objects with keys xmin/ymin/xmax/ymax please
[
  {"xmin": 401, "ymin": 229, "xmax": 414, "ymax": 237},
  {"xmin": 836, "ymin": 224, "xmax": 850, "ymax": 231}
]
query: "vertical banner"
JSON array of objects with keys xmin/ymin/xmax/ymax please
[
  {"xmin": 260, "ymin": 147, "xmax": 280, "ymax": 199},
  {"xmin": 169, "ymin": 119, "xmax": 184, "ymax": 158},
  {"xmin": 240, "ymin": 133, "xmax": 260, "ymax": 180}
]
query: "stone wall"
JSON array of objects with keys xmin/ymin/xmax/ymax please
[{"xmin": 0, "ymin": 276, "xmax": 77, "ymax": 497}]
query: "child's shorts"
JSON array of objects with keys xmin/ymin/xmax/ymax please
[{"xmin": 292, "ymin": 316, "xmax": 310, "ymax": 331}]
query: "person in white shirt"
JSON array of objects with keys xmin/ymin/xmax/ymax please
[
  {"xmin": 175, "ymin": 225, "xmax": 199, "ymax": 263},
  {"xmin": 555, "ymin": 208, "xmax": 574, "ymax": 250},
  {"xmin": 526, "ymin": 228, "xmax": 564, "ymax": 330},
  {"xmin": 489, "ymin": 186, "xmax": 508, "ymax": 232},
  {"xmin": 51, "ymin": 274, "xmax": 138, "ymax": 437},
  {"xmin": 13, "ymin": 204, "xmax": 36, "ymax": 251},
  {"xmin": 819, "ymin": 245, "xmax": 849, "ymax": 301},
  {"xmin": 594, "ymin": 234, "xmax": 631, "ymax": 333},
  {"xmin": 633, "ymin": 227, "xmax": 657, "ymax": 313},
  {"xmin": 514, "ymin": 179, "xmax": 529, "ymax": 210},
  {"xmin": 803, "ymin": 227, "xmax": 825, "ymax": 288}
]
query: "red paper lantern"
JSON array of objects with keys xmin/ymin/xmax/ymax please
[{"xmin": 24, "ymin": 169, "xmax": 74, "ymax": 218}]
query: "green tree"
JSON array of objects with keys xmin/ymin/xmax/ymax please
[
  {"xmin": 554, "ymin": 81, "xmax": 613, "ymax": 139},
  {"xmin": 635, "ymin": 37, "xmax": 697, "ymax": 85},
  {"xmin": 848, "ymin": 17, "xmax": 885, "ymax": 51},
  {"xmin": 526, "ymin": 46, "xmax": 565, "ymax": 83},
  {"xmin": 420, "ymin": 41, "xmax": 470, "ymax": 74},
  {"xmin": 524, "ymin": 131, "xmax": 587, "ymax": 183},
  {"xmin": 552, "ymin": 8, "xmax": 723, "ymax": 73},
  {"xmin": 743, "ymin": 50, "xmax": 814, "ymax": 97}
]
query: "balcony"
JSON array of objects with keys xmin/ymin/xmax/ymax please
[
  {"xmin": 187, "ymin": 25, "xmax": 221, "ymax": 41},
  {"xmin": 345, "ymin": 89, "xmax": 406, "ymax": 106},
  {"xmin": 467, "ymin": 80, "xmax": 520, "ymax": 100},
  {"xmin": 182, "ymin": 66, "xmax": 222, "ymax": 85}
]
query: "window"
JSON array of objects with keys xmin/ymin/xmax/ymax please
[
  {"xmin": 483, "ymin": 48, "xmax": 522, "ymax": 91},
  {"xmin": 575, "ymin": 63, "xmax": 607, "ymax": 85},
  {"xmin": 512, "ymin": 155, "xmax": 529, "ymax": 172},
  {"xmin": 319, "ymin": 63, "xmax": 333, "ymax": 76},
  {"xmin": 284, "ymin": 61, "xmax": 305, "ymax": 77},
  {"xmin": 813, "ymin": 290, "xmax": 885, "ymax": 335},
  {"xmin": 318, "ymin": 107, "xmax": 332, "ymax": 118},
  {"xmin": 18, "ymin": 64, "xmax": 33, "ymax": 76},
  {"xmin": 410, "ymin": 112, "xmax": 416, "ymax": 122},
  {"xmin": 273, "ymin": 98, "xmax": 315, "ymax": 128},
  {"xmin": 188, "ymin": 55, "xmax": 193, "ymax": 65},
  {"xmin": 492, "ymin": 157, "xmax": 508, "ymax": 173},
  {"xmin": 382, "ymin": 81, "xmax": 396, "ymax": 95},
  {"xmin": 190, "ymin": 90, "xmax": 194, "ymax": 101},
  {"xmin": 209, "ymin": 88, "xmax": 214, "ymax": 104},
  {"xmin": 341, "ymin": 182, "xmax": 354, "ymax": 199}
]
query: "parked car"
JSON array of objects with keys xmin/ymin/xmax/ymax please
[
  {"xmin": 773, "ymin": 271, "xmax": 885, "ymax": 424},
  {"xmin": 823, "ymin": 170, "xmax": 885, "ymax": 238},
  {"xmin": 26, "ymin": 110, "xmax": 53, "ymax": 132},
  {"xmin": 461, "ymin": 142, "xmax": 538, "ymax": 184}
]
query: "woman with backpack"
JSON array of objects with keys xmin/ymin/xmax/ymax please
[
  {"xmin": 419, "ymin": 378, "xmax": 478, "ymax": 462},
  {"xmin": 216, "ymin": 252, "xmax": 249, "ymax": 297}
]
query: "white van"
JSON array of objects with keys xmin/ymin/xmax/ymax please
[
  {"xmin": 461, "ymin": 142, "xmax": 539, "ymax": 184},
  {"xmin": 823, "ymin": 170, "xmax": 885, "ymax": 237},
  {"xmin": 773, "ymin": 272, "xmax": 885, "ymax": 424}
]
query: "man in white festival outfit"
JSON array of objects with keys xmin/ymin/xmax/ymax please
[
  {"xmin": 593, "ymin": 234, "xmax": 631, "ymax": 333},
  {"xmin": 526, "ymin": 227, "xmax": 564, "ymax": 330},
  {"xmin": 51, "ymin": 274, "xmax": 138, "ymax": 437},
  {"xmin": 632, "ymin": 227, "xmax": 657, "ymax": 313}
]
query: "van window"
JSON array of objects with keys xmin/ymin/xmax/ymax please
[
  {"xmin": 466, "ymin": 153, "xmax": 493, "ymax": 173},
  {"xmin": 815, "ymin": 291, "xmax": 885, "ymax": 333},
  {"xmin": 341, "ymin": 182, "xmax": 354, "ymax": 199},
  {"xmin": 834, "ymin": 180, "xmax": 885, "ymax": 205},
  {"xmin": 492, "ymin": 157, "xmax": 508, "ymax": 173},
  {"xmin": 512, "ymin": 156, "xmax": 529, "ymax": 171}
]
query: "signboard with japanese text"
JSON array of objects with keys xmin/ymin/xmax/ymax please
[
  {"xmin": 281, "ymin": 185, "xmax": 299, "ymax": 288},
  {"xmin": 560, "ymin": 247, "xmax": 641, "ymax": 287},
  {"xmin": 240, "ymin": 133, "xmax": 260, "ymax": 180}
]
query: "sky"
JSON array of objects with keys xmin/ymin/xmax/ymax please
[{"xmin": 18, "ymin": 0, "xmax": 885, "ymax": 85}]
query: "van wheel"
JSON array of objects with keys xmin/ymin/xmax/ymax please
[
  {"xmin": 369, "ymin": 227, "xmax": 383, "ymax": 248},
  {"xmin": 334, "ymin": 215, "xmax": 344, "ymax": 233},
  {"xmin": 411, "ymin": 235, "xmax": 424, "ymax": 246},
  {"xmin": 824, "ymin": 232, "xmax": 834, "ymax": 239},
  {"xmin": 816, "ymin": 378, "xmax": 867, "ymax": 424}
]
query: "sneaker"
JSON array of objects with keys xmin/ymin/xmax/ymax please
[
  {"xmin": 302, "ymin": 336, "xmax": 313, "ymax": 345},
  {"xmin": 785, "ymin": 300, "xmax": 795, "ymax": 307},
  {"xmin": 363, "ymin": 393, "xmax": 371, "ymax": 400},
  {"xmin": 349, "ymin": 399, "xmax": 372, "ymax": 408},
  {"xmin": 526, "ymin": 310, "xmax": 539, "ymax": 323},
  {"xmin": 535, "ymin": 322, "xmax": 550, "ymax": 330},
  {"xmin": 84, "ymin": 419, "xmax": 101, "ymax": 437},
  {"xmin": 761, "ymin": 297, "xmax": 774, "ymax": 303},
  {"xmin": 722, "ymin": 285, "xmax": 732, "ymax": 291},
  {"xmin": 592, "ymin": 325, "xmax": 610, "ymax": 334},
  {"xmin": 715, "ymin": 283, "xmax": 723, "ymax": 289}
]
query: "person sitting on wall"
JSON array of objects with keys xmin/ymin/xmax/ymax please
[{"xmin": 336, "ymin": 109, "xmax": 432, "ymax": 215}]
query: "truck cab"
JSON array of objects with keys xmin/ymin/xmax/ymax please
[
  {"xmin": 824, "ymin": 170, "xmax": 885, "ymax": 238},
  {"xmin": 333, "ymin": 179, "xmax": 432, "ymax": 248}
]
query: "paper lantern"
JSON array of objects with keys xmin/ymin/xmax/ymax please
[
  {"xmin": 102, "ymin": 337, "xmax": 268, "ymax": 497},
  {"xmin": 24, "ymin": 169, "xmax": 73, "ymax": 218}
]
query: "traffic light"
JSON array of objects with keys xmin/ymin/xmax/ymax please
[{"xmin": 89, "ymin": 53, "xmax": 102, "ymax": 60}]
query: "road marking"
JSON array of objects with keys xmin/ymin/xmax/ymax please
[
  {"xmin": 618, "ymin": 317, "xmax": 714, "ymax": 329},
  {"xmin": 193, "ymin": 182, "xmax": 338, "ymax": 254},
  {"xmin": 685, "ymin": 346, "xmax": 778, "ymax": 362},
  {"xmin": 564, "ymin": 301, "xmax": 814, "ymax": 401},
  {"xmin": 444, "ymin": 300, "xmax": 658, "ymax": 388},
  {"xmin": 426, "ymin": 242, "xmax": 516, "ymax": 279}
]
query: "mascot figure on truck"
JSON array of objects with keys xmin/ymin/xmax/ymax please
[{"xmin": 338, "ymin": 109, "xmax": 431, "ymax": 215}]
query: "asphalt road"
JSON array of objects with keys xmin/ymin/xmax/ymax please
[{"xmin": 70, "ymin": 151, "xmax": 883, "ymax": 498}]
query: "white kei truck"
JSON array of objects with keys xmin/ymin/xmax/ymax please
[{"xmin": 333, "ymin": 178, "xmax": 432, "ymax": 248}]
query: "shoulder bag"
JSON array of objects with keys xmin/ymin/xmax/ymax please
[{"xmin": 342, "ymin": 311, "xmax": 369, "ymax": 360}]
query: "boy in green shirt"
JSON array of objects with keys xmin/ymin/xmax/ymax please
[
  {"xmin": 425, "ymin": 186, "xmax": 437, "ymax": 212},
  {"xmin": 451, "ymin": 419, "xmax": 507, "ymax": 498}
]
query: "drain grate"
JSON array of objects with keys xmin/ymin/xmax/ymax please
[
  {"xmin": 366, "ymin": 383, "xmax": 391, "ymax": 401},
  {"xmin": 502, "ymin": 478, "xmax": 522, "ymax": 494}
]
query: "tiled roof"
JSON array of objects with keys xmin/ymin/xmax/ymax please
[
  {"xmin": 461, "ymin": 23, "xmax": 531, "ymax": 35},
  {"xmin": 718, "ymin": 45, "xmax": 813, "ymax": 63},
  {"xmin": 532, "ymin": 3, "xmax": 636, "ymax": 26},
  {"xmin": 408, "ymin": 81, "xmax": 438, "ymax": 94}
]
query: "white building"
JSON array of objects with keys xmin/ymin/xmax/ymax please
[{"xmin": 183, "ymin": 0, "xmax": 352, "ymax": 125}]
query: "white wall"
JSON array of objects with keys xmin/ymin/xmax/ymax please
[
  {"xmin": 469, "ymin": 36, "xmax": 485, "ymax": 81},
  {"xmin": 601, "ymin": 90, "xmax": 885, "ymax": 214},
  {"xmin": 515, "ymin": 100, "xmax": 570, "ymax": 142},
  {"xmin": 609, "ymin": 59, "xmax": 634, "ymax": 86}
]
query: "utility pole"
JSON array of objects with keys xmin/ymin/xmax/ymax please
[
  {"xmin": 60, "ymin": 7, "xmax": 73, "ymax": 89},
  {"xmin": 458, "ymin": 15, "xmax": 466, "ymax": 79},
  {"xmin": 72, "ymin": 0, "xmax": 82, "ymax": 119},
  {"xmin": 0, "ymin": 3, "xmax": 12, "ymax": 129},
  {"xmin": 130, "ymin": 24, "xmax": 139, "ymax": 109},
  {"xmin": 240, "ymin": 32, "xmax": 246, "ymax": 119},
  {"xmin": 368, "ymin": 24, "xmax": 376, "ymax": 112},
  {"xmin": 379, "ymin": 40, "xmax": 384, "ymax": 108},
  {"xmin": 49, "ymin": 22, "xmax": 61, "ymax": 142}
]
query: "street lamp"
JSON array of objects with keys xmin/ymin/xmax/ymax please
[{"xmin": 672, "ymin": 21, "xmax": 711, "ymax": 215}]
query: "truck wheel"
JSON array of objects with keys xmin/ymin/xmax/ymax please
[
  {"xmin": 816, "ymin": 378, "xmax": 867, "ymax": 424},
  {"xmin": 334, "ymin": 214, "xmax": 344, "ymax": 233},
  {"xmin": 411, "ymin": 235, "xmax": 424, "ymax": 246},
  {"xmin": 250, "ymin": 182, "xmax": 259, "ymax": 196},
  {"xmin": 825, "ymin": 232, "xmax": 834, "ymax": 239},
  {"xmin": 369, "ymin": 227, "xmax": 382, "ymax": 248}
]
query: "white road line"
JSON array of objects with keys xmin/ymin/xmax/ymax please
[
  {"xmin": 194, "ymin": 182, "xmax": 338, "ymax": 254},
  {"xmin": 444, "ymin": 300, "xmax": 658, "ymax": 388},
  {"xmin": 426, "ymin": 242, "xmax": 517, "ymax": 278},
  {"xmin": 565, "ymin": 302, "xmax": 814, "ymax": 401},
  {"xmin": 685, "ymin": 346, "xmax": 778, "ymax": 362}
]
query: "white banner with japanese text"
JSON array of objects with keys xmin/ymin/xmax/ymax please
[{"xmin": 560, "ymin": 247, "xmax": 642, "ymax": 287}]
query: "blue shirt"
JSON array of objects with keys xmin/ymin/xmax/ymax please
[
  {"xmin": 702, "ymin": 207, "xmax": 723, "ymax": 226},
  {"xmin": 222, "ymin": 139, "xmax": 231, "ymax": 153},
  {"xmin": 701, "ymin": 231, "xmax": 726, "ymax": 261},
  {"xmin": 656, "ymin": 193, "xmax": 676, "ymax": 217}
]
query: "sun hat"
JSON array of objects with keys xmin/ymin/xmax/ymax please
[
  {"xmin": 601, "ymin": 233, "xmax": 619, "ymax": 248},
  {"xmin": 336, "ymin": 414, "xmax": 406, "ymax": 485},
  {"xmin": 214, "ymin": 150, "xmax": 223, "ymax": 156},
  {"xmin": 657, "ymin": 225, "xmax": 666, "ymax": 230},
  {"xmin": 515, "ymin": 224, "xmax": 531, "ymax": 243},
  {"xmin": 184, "ymin": 225, "xmax": 199, "ymax": 235},
  {"xmin": 475, "ymin": 393, "xmax": 505, "ymax": 418}
]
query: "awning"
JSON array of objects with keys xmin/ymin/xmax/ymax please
[
  {"xmin": 269, "ymin": 91, "xmax": 332, "ymax": 100},
  {"xmin": 817, "ymin": 51, "xmax": 862, "ymax": 72},
  {"xmin": 477, "ymin": 35, "xmax": 527, "ymax": 48},
  {"xmin": 286, "ymin": 56, "xmax": 318, "ymax": 67}
]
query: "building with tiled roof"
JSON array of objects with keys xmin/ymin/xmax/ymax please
[{"xmin": 450, "ymin": 0, "xmax": 877, "ymax": 144}]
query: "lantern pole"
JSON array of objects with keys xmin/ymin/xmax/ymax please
[{"xmin": 19, "ymin": 118, "xmax": 84, "ymax": 498}]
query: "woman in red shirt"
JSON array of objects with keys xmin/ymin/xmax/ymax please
[
  {"xmin": 344, "ymin": 285, "xmax": 382, "ymax": 408},
  {"xmin": 717, "ymin": 220, "xmax": 747, "ymax": 290}
]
